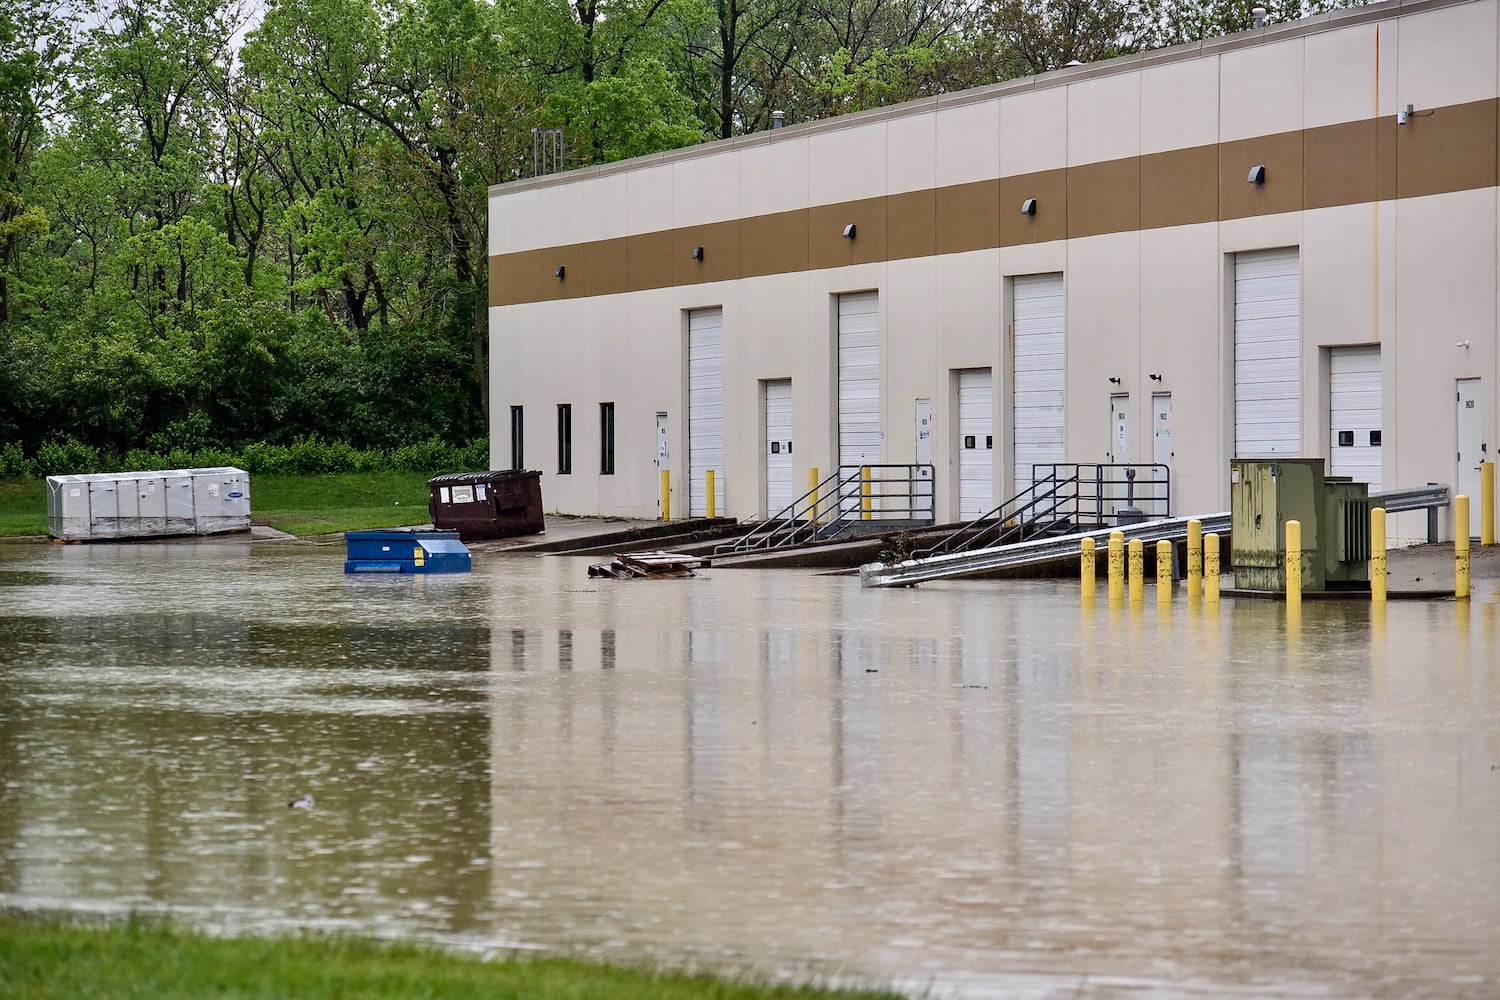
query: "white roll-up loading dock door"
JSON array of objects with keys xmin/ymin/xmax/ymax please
[
  {"xmin": 958, "ymin": 369, "xmax": 994, "ymax": 519},
  {"xmin": 838, "ymin": 292, "xmax": 881, "ymax": 469},
  {"xmin": 1329, "ymin": 345, "xmax": 1381, "ymax": 491},
  {"xmin": 1012, "ymin": 274, "xmax": 1065, "ymax": 497},
  {"xmin": 1234, "ymin": 248, "xmax": 1301, "ymax": 457},
  {"xmin": 688, "ymin": 307, "xmax": 725, "ymax": 517}
]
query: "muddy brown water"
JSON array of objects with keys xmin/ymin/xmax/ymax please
[{"xmin": 1, "ymin": 539, "xmax": 1497, "ymax": 998}]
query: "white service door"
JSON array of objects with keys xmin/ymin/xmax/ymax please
[
  {"xmin": 958, "ymin": 369, "xmax": 994, "ymax": 519},
  {"xmin": 915, "ymin": 398, "xmax": 933, "ymax": 466},
  {"xmin": 688, "ymin": 308, "xmax": 725, "ymax": 518},
  {"xmin": 1234, "ymin": 248, "xmax": 1301, "ymax": 457},
  {"xmin": 1457, "ymin": 378, "xmax": 1483, "ymax": 521},
  {"xmin": 838, "ymin": 292, "xmax": 881, "ymax": 470},
  {"xmin": 1329, "ymin": 346, "xmax": 1382, "ymax": 491},
  {"xmin": 1151, "ymin": 392, "xmax": 1173, "ymax": 498},
  {"xmin": 1013, "ymin": 274, "xmax": 1066, "ymax": 496},
  {"xmin": 914, "ymin": 397, "xmax": 934, "ymax": 515},
  {"xmin": 765, "ymin": 380, "xmax": 793, "ymax": 516},
  {"xmin": 1109, "ymin": 394, "xmax": 1130, "ymax": 463}
]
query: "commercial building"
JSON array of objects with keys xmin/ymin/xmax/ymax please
[{"xmin": 489, "ymin": 0, "xmax": 1497, "ymax": 542}]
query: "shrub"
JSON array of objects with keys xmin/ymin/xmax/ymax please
[
  {"xmin": 238, "ymin": 440, "xmax": 291, "ymax": 475},
  {"xmin": 390, "ymin": 438, "xmax": 455, "ymax": 472},
  {"xmin": 121, "ymin": 448, "xmax": 166, "ymax": 472},
  {"xmin": 0, "ymin": 441, "xmax": 35, "ymax": 479},
  {"xmin": 351, "ymin": 447, "xmax": 388, "ymax": 473},
  {"xmin": 456, "ymin": 438, "xmax": 490, "ymax": 471},
  {"xmin": 33, "ymin": 438, "xmax": 104, "ymax": 477}
]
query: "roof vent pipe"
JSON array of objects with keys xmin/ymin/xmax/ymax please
[
  {"xmin": 1251, "ymin": 7, "xmax": 1267, "ymax": 28},
  {"xmin": 771, "ymin": 110, "xmax": 785, "ymax": 129}
]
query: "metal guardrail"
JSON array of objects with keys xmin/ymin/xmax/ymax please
[
  {"xmin": 860, "ymin": 483, "xmax": 1452, "ymax": 588},
  {"xmin": 715, "ymin": 464, "xmax": 934, "ymax": 555},
  {"xmin": 1375, "ymin": 483, "xmax": 1450, "ymax": 542}
]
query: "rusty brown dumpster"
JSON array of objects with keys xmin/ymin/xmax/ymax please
[{"xmin": 427, "ymin": 470, "xmax": 544, "ymax": 540}]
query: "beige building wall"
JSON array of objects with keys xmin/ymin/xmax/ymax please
[{"xmin": 490, "ymin": 0, "xmax": 1500, "ymax": 540}]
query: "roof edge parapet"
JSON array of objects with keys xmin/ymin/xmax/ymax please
[{"xmin": 488, "ymin": 0, "xmax": 1468, "ymax": 197}]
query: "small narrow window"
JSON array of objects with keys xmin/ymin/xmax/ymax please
[
  {"xmin": 600, "ymin": 402, "xmax": 616, "ymax": 475},
  {"xmin": 510, "ymin": 406, "xmax": 524, "ymax": 470},
  {"xmin": 557, "ymin": 404, "xmax": 572, "ymax": 475},
  {"xmin": 1369, "ymin": 430, "xmax": 1382, "ymax": 447},
  {"xmin": 1338, "ymin": 431, "xmax": 1354, "ymax": 447}
]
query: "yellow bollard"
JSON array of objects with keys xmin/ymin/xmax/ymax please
[
  {"xmin": 1187, "ymin": 519, "xmax": 1202, "ymax": 600},
  {"xmin": 1456, "ymin": 494, "xmax": 1471, "ymax": 600},
  {"xmin": 1081, "ymin": 537, "xmax": 1097, "ymax": 601},
  {"xmin": 1156, "ymin": 540, "xmax": 1173, "ymax": 603},
  {"xmin": 706, "ymin": 469, "xmax": 716, "ymax": 519},
  {"xmin": 1204, "ymin": 532, "xmax": 1220, "ymax": 603},
  {"xmin": 1128, "ymin": 538, "xmax": 1144, "ymax": 604},
  {"xmin": 1482, "ymin": 462, "xmax": 1495, "ymax": 546},
  {"xmin": 661, "ymin": 469, "xmax": 671, "ymax": 521},
  {"xmin": 1108, "ymin": 531, "xmax": 1124, "ymax": 602},
  {"xmin": 1371, "ymin": 507, "xmax": 1387, "ymax": 604},
  {"xmin": 861, "ymin": 466, "xmax": 872, "ymax": 520},
  {"xmin": 809, "ymin": 467, "xmax": 820, "ymax": 523},
  {"xmin": 1285, "ymin": 519, "xmax": 1302, "ymax": 613}
]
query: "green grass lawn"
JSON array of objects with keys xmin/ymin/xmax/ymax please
[
  {"xmin": 0, "ymin": 472, "xmax": 440, "ymax": 539},
  {"xmin": 0, "ymin": 919, "xmax": 901, "ymax": 1000}
]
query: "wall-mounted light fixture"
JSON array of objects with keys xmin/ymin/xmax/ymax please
[
  {"xmin": 1149, "ymin": 373, "xmax": 1163, "ymax": 382},
  {"xmin": 1397, "ymin": 104, "xmax": 1433, "ymax": 125},
  {"xmin": 1247, "ymin": 164, "xmax": 1266, "ymax": 185},
  {"xmin": 1108, "ymin": 376, "xmax": 1122, "ymax": 385},
  {"xmin": 842, "ymin": 223, "xmax": 857, "ymax": 240},
  {"xmin": 554, "ymin": 265, "xmax": 566, "ymax": 280},
  {"xmin": 691, "ymin": 245, "xmax": 704, "ymax": 261},
  {"xmin": 1021, "ymin": 198, "xmax": 1037, "ymax": 216}
]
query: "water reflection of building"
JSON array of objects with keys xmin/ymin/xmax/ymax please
[{"xmin": 481, "ymin": 558, "xmax": 1500, "ymax": 989}]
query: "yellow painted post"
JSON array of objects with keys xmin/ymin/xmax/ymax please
[
  {"xmin": 1204, "ymin": 532, "xmax": 1221, "ymax": 603},
  {"xmin": 706, "ymin": 469, "xmax": 716, "ymax": 519},
  {"xmin": 1080, "ymin": 537, "xmax": 1096, "ymax": 601},
  {"xmin": 1482, "ymin": 461, "xmax": 1495, "ymax": 546},
  {"xmin": 1371, "ymin": 507, "xmax": 1387, "ymax": 604},
  {"xmin": 1128, "ymin": 538, "xmax": 1144, "ymax": 604},
  {"xmin": 1156, "ymin": 540, "xmax": 1173, "ymax": 602},
  {"xmin": 808, "ymin": 467, "xmax": 820, "ymax": 523},
  {"xmin": 1108, "ymin": 531, "xmax": 1125, "ymax": 602},
  {"xmin": 861, "ymin": 466, "xmax": 872, "ymax": 520},
  {"xmin": 660, "ymin": 469, "xmax": 671, "ymax": 521},
  {"xmin": 1456, "ymin": 494, "xmax": 1471, "ymax": 600},
  {"xmin": 1186, "ymin": 519, "xmax": 1202, "ymax": 600},
  {"xmin": 1285, "ymin": 519, "xmax": 1302, "ymax": 613}
]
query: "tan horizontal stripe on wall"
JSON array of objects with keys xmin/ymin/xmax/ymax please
[{"xmin": 490, "ymin": 98, "xmax": 1500, "ymax": 307}]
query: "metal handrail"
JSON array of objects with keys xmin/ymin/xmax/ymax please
[
  {"xmin": 715, "ymin": 464, "xmax": 935, "ymax": 555},
  {"xmin": 915, "ymin": 463, "xmax": 1171, "ymax": 560}
]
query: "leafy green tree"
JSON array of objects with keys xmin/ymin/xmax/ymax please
[
  {"xmin": 0, "ymin": 0, "xmax": 78, "ymax": 326},
  {"xmin": 667, "ymin": 0, "xmax": 806, "ymax": 139}
]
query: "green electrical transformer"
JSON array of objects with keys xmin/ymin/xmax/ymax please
[{"xmin": 1230, "ymin": 458, "xmax": 1372, "ymax": 593}]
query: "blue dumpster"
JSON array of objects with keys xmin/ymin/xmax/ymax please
[{"xmin": 344, "ymin": 529, "xmax": 471, "ymax": 574}]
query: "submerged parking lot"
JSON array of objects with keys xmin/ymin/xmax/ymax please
[{"xmin": 1, "ymin": 538, "xmax": 1497, "ymax": 998}]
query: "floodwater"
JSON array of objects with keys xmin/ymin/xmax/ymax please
[{"xmin": 1, "ymin": 539, "xmax": 1498, "ymax": 999}]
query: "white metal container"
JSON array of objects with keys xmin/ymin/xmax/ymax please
[{"xmin": 47, "ymin": 467, "xmax": 251, "ymax": 541}]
